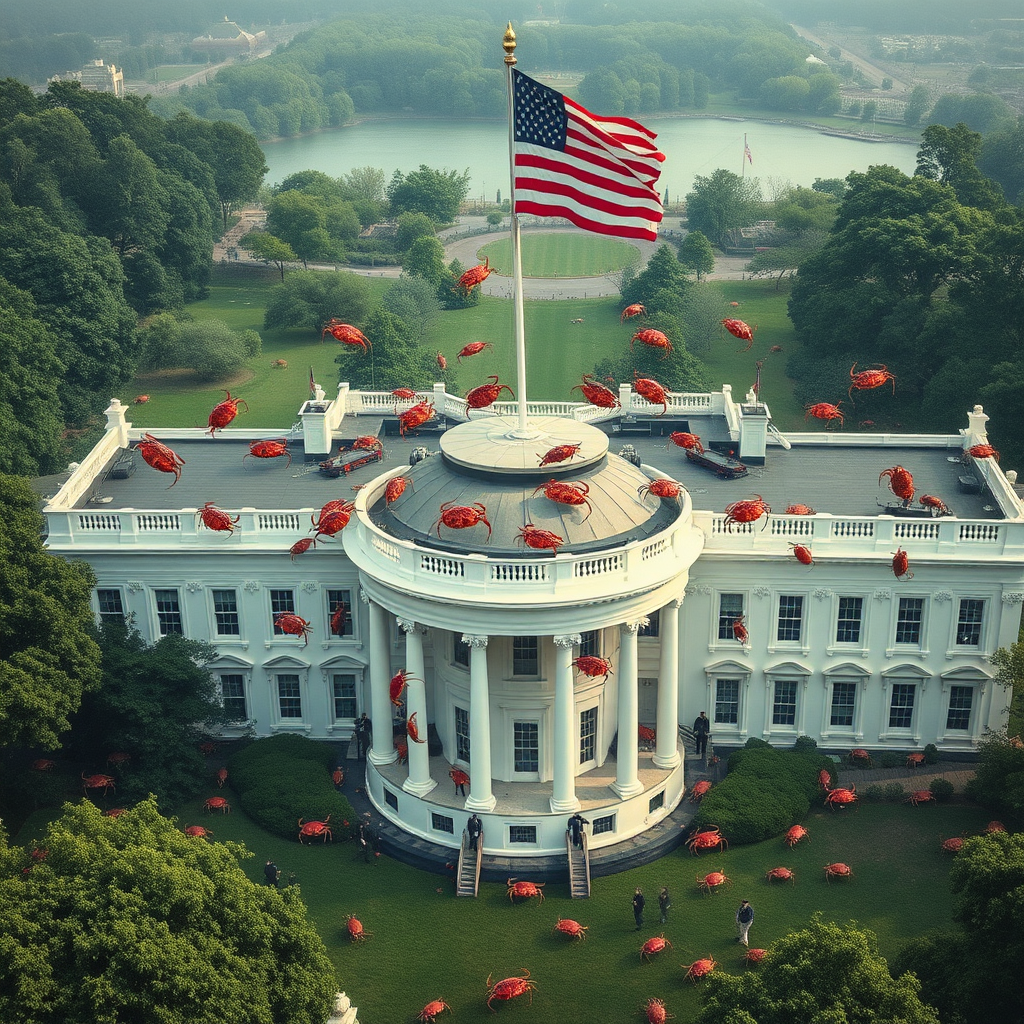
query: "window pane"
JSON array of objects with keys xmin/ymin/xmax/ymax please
[
  {"xmin": 718, "ymin": 594, "xmax": 744, "ymax": 640},
  {"xmin": 332, "ymin": 673, "xmax": 357, "ymax": 720},
  {"xmin": 326, "ymin": 589, "xmax": 354, "ymax": 637},
  {"xmin": 715, "ymin": 678, "xmax": 739, "ymax": 724},
  {"xmin": 895, "ymin": 598, "xmax": 923, "ymax": 644},
  {"xmin": 271, "ymin": 590, "xmax": 295, "ymax": 634},
  {"xmin": 212, "ymin": 589, "xmax": 239, "ymax": 636},
  {"xmin": 889, "ymin": 683, "xmax": 916, "ymax": 728},
  {"xmin": 772, "ymin": 679, "xmax": 797, "ymax": 726},
  {"xmin": 592, "ymin": 814, "xmax": 615, "ymax": 835},
  {"xmin": 956, "ymin": 600, "xmax": 984, "ymax": 646},
  {"xmin": 777, "ymin": 595, "xmax": 803, "ymax": 642},
  {"xmin": 154, "ymin": 589, "xmax": 182, "ymax": 636},
  {"xmin": 455, "ymin": 706, "xmax": 470, "ymax": 761},
  {"xmin": 946, "ymin": 685, "xmax": 973, "ymax": 730},
  {"xmin": 836, "ymin": 597, "xmax": 863, "ymax": 644},
  {"xmin": 453, "ymin": 634, "xmax": 469, "ymax": 667},
  {"xmin": 638, "ymin": 611, "xmax": 660, "ymax": 637},
  {"xmin": 431, "ymin": 813, "xmax": 454, "ymax": 834},
  {"xmin": 509, "ymin": 825, "xmax": 537, "ymax": 844},
  {"xmin": 579, "ymin": 630, "xmax": 598, "ymax": 658},
  {"xmin": 830, "ymin": 682, "xmax": 856, "ymax": 727},
  {"xmin": 97, "ymin": 589, "xmax": 125, "ymax": 625},
  {"xmin": 514, "ymin": 721, "xmax": 539, "ymax": 772},
  {"xmin": 513, "ymin": 636, "xmax": 538, "ymax": 676},
  {"xmin": 220, "ymin": 674, "xmax": 247, "ymax": 720},
  {"xmin": 278, "ymin": 674, "xmax": 301, "ymax": 718},
  {"xmin": 579, "ymin": 707, "xmax": 597, "ymax": 764}
]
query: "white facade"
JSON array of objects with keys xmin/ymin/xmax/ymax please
[{"xmin": 44, "ymin": 386, "xmax": 1023, "ymax": 858}]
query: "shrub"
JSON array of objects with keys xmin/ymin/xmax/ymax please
[
  {"xmin": 879, "ymin": 752, "xmax": 904, "ymax": 769},
  {"xmin": 793, "ymin": 736, "xmax": 818, "ymax": 753},
  {"xmin": 924, "ymin": 743, "xmax": 940, "ymax": 765},
  {"xmin": 884, "ymin": 782, "xmax": 906, "ymax": 802},
  {"xmin": 863, "ymin": 784, "xmax": 886, "ymax": 802},
  {"xmin": 965, "ymin": 731, "xmax": 1024, "ymax": 812},
  {"xmin": 930, "ymin": 778, "xmax": 955, "ymax": 802}
]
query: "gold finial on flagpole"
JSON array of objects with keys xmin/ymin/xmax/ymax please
[{"xmin": 503, "ymin": 22, "xmax": 517, "ymax": 64}]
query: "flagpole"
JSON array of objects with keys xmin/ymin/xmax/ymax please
[
  {"xmin": 503, "ymin": 23, "xmax": 531, "ymax": 435},
  {"xmin": 742, "ymin": 133, "xmax": 746, "ymax": 177}
]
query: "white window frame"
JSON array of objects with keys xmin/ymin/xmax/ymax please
[
  {"xmin": 769, "ymin": 593, "xmax": 808, "ymax": 654},
  {"xmin": 319, "ymin": 657, "xmax": 366, "ymax": 734},
  {"xmin": 704, "ymin": 659, "xmax": 751, "ymax": 740},
  {"xmin": 880, "ymin": 665, "xmax": 930, "ymax": 742},
  {"xmin": 949, "ymin": 597, "xmax": 987, "ymax": 655},
  {"xmin": 578, "ymin": 701, "xmax": 599, "ymax": 772},
  {"xmin": 152, "ymin": 587, "xmax": 184, "ymax": 637},
  {"xmin": 938, "ymin": 666, "xmax": 994, "ymax": 745},
  {"xmin": 453, "ymin": 703, "xmax": 471, "ymax": 765},
  {"xmin": 820, "ymin": 663, "xmax": 870, "ymax": 741},
  {"xmin": 712, "ymin": 591, "xmax": 746, "ymax": 650},
  {"xmin": 95, "ymin": 587, "xmax": 126, "ymax": 626},
  {"xmin": 763, "ymin": 661, "xmax": 810, "ymax": 740},
  {"xmin": 207, "ymin": 655, "xmax": 254, "ymax": 733},
  {"xmin": 511, "ymin": 717, "xmax": 542, "ymax": 780},
  {"xmin": 268, "ymin": 588, "xmax": 297, "ymax": 639},
  {"xmin": 887, "ymin": 594, "xmax": 928, "ymax": 658},
  {"xmin": 324, "ymin": 588, "xmax": 357, "ymax": 641},
  {"xmin": 265, "ymin": 657, "xmax": 311, "ymax": 732},
  {"xmin": 828, "ymin": 593, "xmax": 869, "ymax": 656},
  {"xmin": 210, "ymin": 588, "xmax": 243, "ymax": 642},
  {"xmin": 510, "ymin": 635, "xmax": 541, "ymax": 680}
]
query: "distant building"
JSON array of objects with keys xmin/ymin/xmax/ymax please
[
  {"xmin": 191, "ymin": 18, "xmax": 267, "ymax": 56},
  {"xmin": 48, "ymin": 60, "xmax": 124, "ymax": 98}
]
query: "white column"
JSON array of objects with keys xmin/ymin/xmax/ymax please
[
  {"xmin": 551, "ymin": 634, "xmax": 582, "ymax": 813},
  {"xmin": 398, "ymin": 618, "xmax": 435, "ymax": 796},
  {"xmin": 463, "ymin": 635, "xmax": 495, "ymax": 811},
  {"xmin": 654, "ymin": 598, "xmax": 682, "ymax": 769},
  {"xmin": 613, "ymin": 620, "xmax": 644, "ymax": 798},
  {"xmin": 365, "ymin": 596, "xmax": 396, "ymax": 765}
]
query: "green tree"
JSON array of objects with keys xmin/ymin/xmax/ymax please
[
  {"xmin": 0, "ymin": 797, "xmax": 336, "ymax": 1024},
  {"xmin": 916, "ymin": 122, "xmax": 1003, "ymax": 209},
  {"xmin": 387, "ymin": 165, "xmax": 470, "ymax": 224},
  {"xmin": 677, "ymin": 230, "xmax": 715, "ymax": 281},
  {"xmin": 905, "ymin": 85, "xmax": 931, "ymax": 127},
  {"xmin": 239, "ymin": 230, "xmax": 297, "ymax": 280},
  {"xmin": 344, "ymin": 165, "xmax": 386, "ymax": 205},
  {"xmin": 381, "ymin": 275, "xmax": 442, "ymax": 335},
  {"xmin": 141, "ymin": 317, "xmax": 259, "ymax": 383},
  {"xmin": 263, "ymin": 270, "xmax": 371, "ymax": 333},
  {"xmin": 395, "ymin": 211, "xmax": 436, "ymax": 252},
  {"xmin": 696, "ymin": 915, "xmax": 939, "ymax": 1024},
  {"xmin": 403, "ymin": 236, "xmax": 447, "ymax": 288},
  {"xmin": 979, "ymin": 117, "xmax": 1024, "ymax": 206},
  {"xmin": 685, "ymin": 169, "xmax": 763, "ymax": 246},
  {"xmin": 335, "ymin": 307, "xmax": 437, "ymax": 392},
  {"xmin": 266, "ymin": 190, "xmax": 340, "ymax": 267},
  {"xmin": 0, "ymin": 474, "xmax": 101, "ymax": 750},
  {"xmin": 760, "ymin": 75, "xmax": 810, "ymax": 112},
  {"xmin": 806, "ymin": 72, "xmax": 842, "ymax": 114},
  {"xmin": 679, "ymin": 281, "xmax": 726, "ymax": 355},
  {"xmin": 862, "ymin": 100, "xmax": 878, "ymax": 122}
]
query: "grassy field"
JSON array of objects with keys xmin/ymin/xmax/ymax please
[
  {"xmin": 15, "ymin": 796, "xmax": 989, "ymax": 1023},
  {"xmin": 478, "ymin": 234, "xmax": 640, "ymax": 277}
]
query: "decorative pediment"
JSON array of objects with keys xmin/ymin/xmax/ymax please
[
  {"xmin": 207, "ymin": 653, "xmax": 254, "ymax": 669},
  {"xmin": 264, "ymin": 654, "xmax": 310, "ymax": 670},
  {"xmin": 881, "ymin": 663, "xmax": 931, "ymax": 679},
  {"xmin": 704, "ymin": 658, "xmax": 751, "ymax": 677},
  {"xmin": 940, "ymin": 664, "xmax": 995, "ymax": 681},
  {"xmin": 320, "ymin": 653, "xmax": 369, "ymax": 670},
  {"xmin": 823, "ymin": 661, "xmax": 871, "ymax": 678},
  {"xmin": 764, "ymin": 659, "xmax": 812, "ymax": 677}
]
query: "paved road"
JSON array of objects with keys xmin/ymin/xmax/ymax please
[{"xmin": 791, "ymin": 24, "xmax": 912, "ymax": 93}]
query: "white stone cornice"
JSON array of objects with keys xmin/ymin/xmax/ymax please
[
  {"xmin": 621, "ymin": 618, "xmax": 648, "ymax": 635},
  {"xmin": 396, "ymin": 617, "xmax": 418, "ymax": 634},
  {"xmin": 359, "ymin": 588, "xmax": 370, "ymax": 605},
  {"xmin": 462, "ymin": 634, "xmax": 489, "ymax": 648},
  {"xmin": 554, "ymin": 633, "xmax": 582, "ymax": 649}
]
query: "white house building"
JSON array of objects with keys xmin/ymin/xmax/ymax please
[{"xmin": 43, "ymin": 382, "xmax": 1023, "ymax": 858}]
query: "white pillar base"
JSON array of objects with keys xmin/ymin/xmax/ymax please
[
  {"xmin": 464, "ymin": 792, "xmax": 496, "ymax": 812},
  {"xmin": 368, "ymin": 749, "xmax": 398, "ymax": 767},
  {"xmin": 549, "ymin": 794, "xmax": 581, "ymax": 813},
  {"xmin": 402, "ymin": 776, "xmax": 438, "ymax": 797},
  {"xmin": 653, "ymin": 748, "xmax": 682, "ymax": 770},
  {"xmin": 610, "ymin": 779, "xmax": 644, "ymax": 799}
]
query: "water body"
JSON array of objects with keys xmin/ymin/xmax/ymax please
[{"xmin": 262, "ymin": 116, "xmax": 919, "ymax": 199}]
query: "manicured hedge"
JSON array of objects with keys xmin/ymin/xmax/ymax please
[
  {"xmin": 228, "ymin": 735, "xmax": 356, "ymax": 842},
  {"xmin": 691, "ymin": 738, "xmax": 835, "ymax": 845}
]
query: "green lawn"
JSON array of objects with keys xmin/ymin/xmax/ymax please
[
  {"xmin": 15, "ymin": 796, "xmax": 989, "ymax": 1023},
  {"xmin": 477, "ymin": 234, "xmax": 641, "ymax": 277}
]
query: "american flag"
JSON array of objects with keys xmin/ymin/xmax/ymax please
[
  {"xmin": 309, "ymin": 366, "xmax": 316, "ymax": 396},
  {"xmin": 744, "ymin": 140, "xmax": 753, "ymax": 165},
  {"xmin": 512, "ymin": 70, "xmax": 665, "ymax": 241}
]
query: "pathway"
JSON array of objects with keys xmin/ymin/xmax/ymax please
[{"xmin": 834, "ymin": 760, "xmax": 976, "ymax": 794}]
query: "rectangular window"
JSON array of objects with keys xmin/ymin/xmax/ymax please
[
  {"xmin": 97, "ymin": 588, "xmax": 125, "ymax": 625},
  {"xmin": 895, "ymin": 598, "xmax": 924, "ymax": 644},
  {"xmin": 956, "ymin": 599, "xmax": 984, "ymax": 647},
  {"xmin": 889, "ymin": 683, "xmax": 916, "ymax": 729},
  {"xmin": 946, "ymin": 685, "xmax": 973, "ymax": 730},
  {"xmin": 714, "ymin": 678, "xmax": 739, "ymax": 725},
  {"xmin": 836, "ymin": 597, "xmax": 863, "ymax": 644},
  {"xmin": 325, "ymin": 589, "xmax": 354, "ymax": 637},
  {"xmin": 579, "ymin": 707, "xmax": 597, "ymax": 764},
  {"xmin": 777, "ymin": 595, "xmax": 803, "ymax": 642},
  {"xmin": 384, "ymin": 789, "xmax": 398, "ymax": 811},
  {"xmin": 638, "ymin": 611, "xmax": 660, "ymax": 638},
  {"xmin": 271, "ymin": 590, "xmax": 296, "ymax": 634},
  {"xmin": 212, "ymin": 589, "xmax": 240, "ymax": 636},
  {"xmin": 154, "ymin": 589, "xmax": 182, "ymax": 636},
  {"xmin": 830, "ymin": 682, "xmax": 856, "ymax": 727},
  {"xmin": 331, "ymin": 673, "xmax": 357, "ymax": 721},
  {"xmin": 718, "ymin": 594, "xmax": 744, "ymax": 640},
  {"xmin": 455, "ymin": 706, "xmax": 470, "ymax": 762},
  {"xmin": 513, "ymin": 721, "xmax": 539, "ymax": 773},
  {"xmin": 592, "ymin": 814, "xmax": 615, "ymax": 836},
  {"xmin": 453, "ymin": 634, "xmax": 469, "ymax": 667},
  {"xmin": 578, "ymin": 630, "xmax": 598, "ymax": 658},
  {"xmin": 772, "ymin": 680, "xmax": 798, "ymax": 726},
  {"xmin": 648, "ymin": 790, "xmax": 664, "ymax": 813},
  {"xmin": 277, "ymin": 674, "xmax": 301, "ymax": 719},
  {"xmin": 431, "ymin": 813, "xmax": 454, "ymax": 834},
  {"xmin": 512, "ymin": 636, "xmax": 539, "ymax": 676},
  {"xmin": 220, "ymin": 674, "xmax": 247, "ymax": 720},
  {"xmin": 509, "ymin": 825, "xmax": 537, "ymax": 844}
]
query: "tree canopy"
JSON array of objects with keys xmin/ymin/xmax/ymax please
[
  {"xmin": 0, "ymin": 797, "xmax": 336, "ymax": 1024},
  {"xmin": 386, "ymin": 165, "xmax": 470, "ymax": 224},
  {"xmin": 685, "ymin": 169, "xmax": 763, "ymax": 246}
]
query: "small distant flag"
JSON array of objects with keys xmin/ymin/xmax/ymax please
[
  {"xmin": 309, "ymin": 366, "xmax": 316, "ymax": 395},
  {"xmin": 744, "ymin": 139, "xmax": 753, "ymax": 165}
]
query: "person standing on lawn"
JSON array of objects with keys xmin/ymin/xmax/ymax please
[
  {"xmin": 659, "ymin": 887, "xmax": 671, "ymax": 924},
  {"xmin": 693, "ymin": 711, "xmax": 710, "ymax": 759},
  {"xmin": 632, "ymin": 887, "xmax": 645, "ymax": 930},
  {"xmin": 736, "ymin": 899, "xmax": 754, "ymax": 946}
]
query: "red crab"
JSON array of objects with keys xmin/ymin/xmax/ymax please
[
  {"xmin": 765, "ymin": 866, "xmax": 795, "ymax": 884},
  {"xmin": 784, "ymin": 824, "xmax": 809, "ymax": 846},
  {"xmin": 82, "ymin": 773, "xmax": 116, "ymax": 796},
  {"xmin": 570, "ymin": 373, "xmax": 620, "ymax": 409},
  {"xmin": 732, "ymin": 616, "xmax": 749, "ymax": 644},
  {"xmin": 633, "ymin": 372, "xmax": 668, "ymax": 415},
  {"xmin": 434, "ymin": 501, "xmax": 491, "ymax": 539},
  {"xmin": 507, "ymin": 878, "xmax": 545, "ymax": 903},
  {"xmin": 769, "ymin": 344, "xmax": 783, "ymax": 354},
  {"xmin": 533, "ymin": 479, "xmax": 592, "ymax": 520},
  {"xmin": 804, "ymin": 402, "xmax": 844, "ymax": 428},
  {"xmin": 744, "ymin": 948, "xmax": 768, "ymax": 965},
  {"xmin": 346, "ymin": 914, "xmax": 371, "ymax": 940},
  {"xmin": 640, "ymin": 935, "xmax": 673, "ymax": 962},
  {"xmin": 573, "ymin": 655, "xmax": 613, "ymax": 680},
  {"xmin": 682, "ymin": 957, "xmax": 717, "ymax": 983},
  {"xmin": 891, "ymin": 546, "xmax": 914, "ymax": 581},
  {"xmin": 985, "ymin": 821, "xmax": 1007, "ymax": 834},
  {"xmin": 31, "ymin": 759, "xmax": 57, "ymax": 771},
  {"xmin": 824, "ymin": 862, "xmax": 853, "ymax": 882},
  {"xmin": 136, "ymin": 433, "xmax": 185, "ymax": 487},
  {"xmin": 784, "ymin": 504, "xmax": 815, "ymax": 515},
  {"xmin": 465, "ymin": 376, "xmax": 514, "ymax": 409},
  {"xmin": 215, "ymin": 767, "xmax": 228, "ymax": 788},
  {"xmin": 907, "ymin": 790, "xmax": 936, "ymax": 806},
  {"xmin": 722, "ymin": 318, "xmax": 756, "ymax": 350},
  {"xmin": 966, "ymin": 443, "xmax": 999, "ymax": 461},
  {"xmin": 538, "ymin": 442, "xmax": 583, "ymax": 466},
  {"xmin": 298, "ymin": 815, "xmax": 333, "ymax": 843},
  {"xmin": 183, "ymin": 825, "xmax": 213, "ymax": 838},
  {"xmin": 457, "ymin": 257, "xmax": 493, "ymax": 293},
  {"xmin": 848, "ymin": 362, "xmax": 896, "ymax": 399},
  {"xmin": 879, "ymin": 466, "xmax": 915, "ymax": 502},
  {"xmin": 133, "ymin": 394, "xmax": 150, "ymax": 404},
  {"xmin": 458, "ymin": 341, "xmax": 493, "ymax": 362},
  {"xmin": 311, "ymin": 501, "xmax": 355, "ymax": 540},
  {"xmin": 690, "ymin": 780, "xmax": 712, "ymax": 803},
  {"xmin": 102, "ymin": 808, "xmax": 127, "ymax": 818},
  {"xmin": 347, "ymin": 435, "xmax": 383, "ymax": 453},
  {"xmin": 198, "ymin": 502, "xmax": 240, "ymax": 535},
  {"xmin": 919, "ymin": 494, "xmax": 952, "ymax": 516},
  {"xmin": 394, "ymin": 740, "xmax": 408, "ymax": 763},
  {"xmin": 824, "ymin": 786, "xmax": 858, "ymax": 810},
  {"xmin": 275, "ymin": 613, "xmax": 313, "ymax": 647},
  {"xmin": 631, "ymin": 327, "xmax": 673, "ymax": 358},
  {"xmin": 398, "ymin": 400, "xmax": 436, "ymax": 437},
  {"xmin": 849, "ymin": 748, "xmax": 872, "ymax": 766},
  {"xmin": 642, "ymin": 997, "xmax": 673, "ymax": 1024},
  {"xmin": 390, "ymin": 669, "xmax": 419, "ymax": 707},
  {"xmin": 667, "ymin": 431, "xmax": 704, "ymax": 454},
  {"xmin": 321, "ymin": 320, "xmax": 370, "ymax": 352},
  {"xmin": 436, "ymin": 351, "xmax": 448, "ymax": 371},
  {"xmin": 204, "ymin": 797, "xmax": 230, "ymax": 813},
  {"xmin": 392, "ymin": 387, "xmax": 418, "ymax": 401},
  {"xmin": 553, "ymin": 918, "xmax": 589, "ymax": 941},
  {"xmin": 941, "ymin": 836, "xmax": 965, "ymax": 853},
  {"xmin": 448, "ymin": 766, "xmax": 470, "ymax": 790},
  {"xmin": 638, "ymin": 478, "xmax": 682, "ymax": 502},
  {"xmin": 516, "ymin": 524, "xmax": 564, "ymax": 552},
  {"xmin": 907, "ymin": 752, "xmax": 926, "ymax": 768},
  {"xmin": 207, "ymin": 390, "xmax": 249, "ymax": 436},
  {"xmin": 818, "ymin": 769, "xmax": 833, "ymax": 790},
  {"xmin": 244, "ymin": 438, "xmax": 290, "ymax": 467},
  {"xmin": 416, "ymin": 999, "xmax": 452, "ymax": 1022},
  {"xmin": 106, "ymin": 752, "xmax": 131, "ymax": 768},
  {"xmin": 620, "ymin": 303, "xmax": 647, "ymax": 321},
  {"xmin": 290, "ymin": 537, "xmax": 317, "ymax": 561},
  {"xmin": 697, "ymin": 870, "xmax": 731, "ymax": 894},
  {"xmin": 686, "ymin": 827, "xmax": 728, "ymax": 855},
  {"xmin": 407, "ymin": 711, "xmax": 425, "ymax": 744},
  {"xmin": 789, "ymin": 543, "xmax": 814, "ymax": 566},
  {"xmin": 485, "ymin": 969, "xmax": 536, "ymax": 1012},
  {"xmin": 723, "ymin": 495, "xmax": 771, "ymax": 530},
  {"xmin": 385, "ymin": 475, "xmax": 412, "ymax": 506}
]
